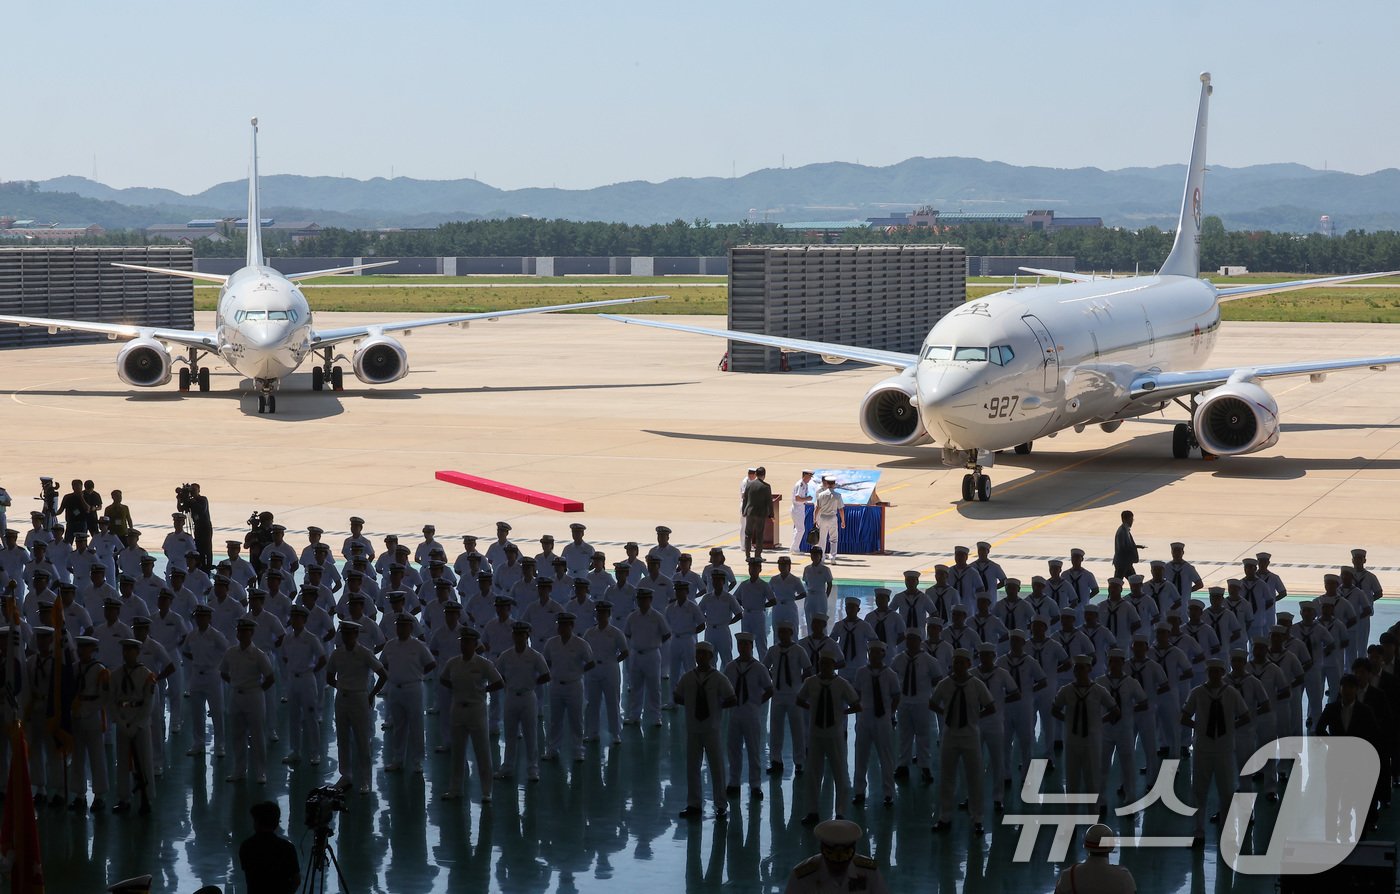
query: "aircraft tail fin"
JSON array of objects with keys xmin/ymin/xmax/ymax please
[
  {"xmin": 245, "ymin": 117, "xmax": 264, "ymax": 268},
  {"xmin": 1159, "ymin": 73, "xmax": 1212, "ymax": 278}
]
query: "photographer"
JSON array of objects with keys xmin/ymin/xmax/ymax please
[
  {"xmin": 239, "ymin": 801, "xmax": 300, "ymax": 894},
  {"xmin": 177, "ymin": 484, "xmax": 214, "ymax": 571},
  {"xmin": 58, "ymin": 480, "xmax": 87, "ymax": 544},
  {"xmin": 245, "ymin": 512, "xmax": 275, "ymax": 577}
]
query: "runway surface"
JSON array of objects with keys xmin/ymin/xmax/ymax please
[{"xmin": 4, "ymin": 313, "xmax": 1400, "ymax": 893}]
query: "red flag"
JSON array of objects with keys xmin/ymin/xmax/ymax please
[{"xmin": 0, "ymin": 723, "xmax": 44, "ymax": 894}]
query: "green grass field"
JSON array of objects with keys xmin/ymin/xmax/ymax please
[{"xmin": 190, "ymin": 276, "xmax": 1400, "ymax": 322}]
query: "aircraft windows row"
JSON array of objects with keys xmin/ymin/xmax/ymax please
[
  {"xmin": 233, "ymin": 309, "xmax": 298, "ymax": 323},
  {"xmin": 923, "ymin": 344, "xmax": 1012, "ymax": 364}
]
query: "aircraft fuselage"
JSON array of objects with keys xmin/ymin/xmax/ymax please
[
  {"xmin": 917, "ymin": 274, "xmax": 1221, "ymax": 452},
  {"xmin": 213, "ymin": 265, "xmax": 315, "ymax": 382}
]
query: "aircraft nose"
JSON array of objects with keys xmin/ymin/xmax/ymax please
[
  {"xmin": 244, "ymin": 321, "xmax": 289, "ymax": 349},
  {"xmin": 916, "ymin": 365, "xmax": 982, "ymax": 444}
]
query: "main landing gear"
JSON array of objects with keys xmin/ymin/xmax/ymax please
[
  {"xmin": 1170, "ymin": 398, "xmax": 1214, "ymax": 459},
  {"xmin": 255, "ymin": 378, "xmax": 279, "ymax": 415},
  {"xmin": 178, "ymin": 348, "xmax": 211, "ymax": 393},
  {"xmin": 311, "ymin": 348, "xmax": 346, "ymax": 392}
]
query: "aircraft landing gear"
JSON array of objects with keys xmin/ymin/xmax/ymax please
[
  {"xmin": 1170, "ymin": 397, "xmax": 1209, "ymax": 459},
  {"xmin": 1014, "ymin": 441, "xmax": 1033, "ymax": 455},
  {"xmin": 180, "ymin": 347, "xmax": 210, "ymax": 392},
  {"xmin": 961, "ymin": 466, "xmax": 992, "ymax": 502},
  {"xmin": 255, "ymin": 379, "xmax": 279, "ymax": 415},
  {"xmin": 316, "ymin": 348, "xmax": 346, "ymax": 392},
  {"xmin": 1172, "ymin": 423, "xmax": 1194, "ymax": 459}
]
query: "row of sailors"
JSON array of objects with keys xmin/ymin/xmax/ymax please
[
  {"xmin": 6, "ymin": 588, "xmax": 1396, "ymax": 835},
  {"xmin": 2, "ymin": 551, "xmax": 1378, "ymax": 715}
]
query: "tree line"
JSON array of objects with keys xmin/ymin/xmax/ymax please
[{"xmin": 17, "ymin": 216, "xmax": 1400, "ymax": 275}]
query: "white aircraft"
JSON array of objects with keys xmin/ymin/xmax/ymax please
[
  {"xmin": 0, "ymin": 119, "xmax": 666, "ymax": 414},
  {"xmin": 604, "ymin": 73, "xmax": 1400, "ymax": 501}
]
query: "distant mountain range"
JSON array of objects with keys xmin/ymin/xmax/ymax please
[{"xmin": 7, "ymin": 157, "xmax": 1400, "ymax": 233}]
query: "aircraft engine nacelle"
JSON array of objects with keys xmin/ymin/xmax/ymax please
[
  {"xmin": 352, "ymin": 335, "xmax": 409, "ymax": 384},
  {"xmin": 116, "ymin": 337, "xmax": 172, "ymax": 387},
  {"xmin": 858, "ymin": 375, "xmax": 931, "ymax": 447},
  {"xmin": 1193, "ymin": 380, "xmax": 1280, "ymax": 456}
]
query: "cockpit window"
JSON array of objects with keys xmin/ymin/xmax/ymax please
[
  {"xmin": 953, "ymin": 346, "xmax": 988, "ymax": 362},
  {"xmin": 921, "ymin": 345, "xmax": 953, "ymax": 361},
  {"xmin": 990, "ymin": 345, "xmax": 1015, "ymax": 366},
  {"xmin": 236, "ymin": 310, "xmax": 267, "ymax": 323},
  {"xmin": 268, "ymin": 311, "xmax": 289, "ymax": 321}
]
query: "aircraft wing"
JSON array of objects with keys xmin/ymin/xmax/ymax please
[
  {"xmin": 1214, "ymin": 269, "xmax": 1400, "ymax": 301},
  {"xmin": 1018, "ymin": 267, "xmax": 1098, "ymax": 283},
  {"xmin": 310, "ymin": 293, "xmax": 671, "ymax": 347},
  {"xmin": 599, "ymin": 315, "xmax": 918, "ymax": 370},
  {"xmin": 1131, "ymin": 355, "xmax": 1400, "ymax": 402},
  {"xmin": 0, "ymin": 313, "xmax": 216, "ymax": 351}
]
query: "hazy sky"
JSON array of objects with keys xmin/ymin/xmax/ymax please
[{"xmin": 6, "ymin": 1, "xmax": 1395, "ymax": 194}]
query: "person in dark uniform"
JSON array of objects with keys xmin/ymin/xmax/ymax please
[
  {"xmin": 186, "ymin": 483, "xmax": 214, "ymax": 572},
  {"xmin": 742, "ymin": 466, "xmax": 774, "ymax": 563},
  {"xmin": 1315, "ymin": 673, "xmax": 1383, "ymax": 837},
  {"xmin": 1113, "ymin": 511, "xmax": 1144, "ymax": 580},
  {"xmin": 239, "ymin": 800, "xmax": 301, "ymax": 894}
]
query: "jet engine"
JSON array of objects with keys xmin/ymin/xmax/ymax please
[
  {"xmin": 858, "ymin": 375, "xmax": 931, "ymax": 447},
  {"xmin": 116, "ymin": 337, "xmax": 172, "ymax": 387},
  {"xmin": 352, "ymin": 335, "xmax": 409, "ymax": 384},
  {"xmin": 1192, "ymin": 380, "xmax": 1280, "ymax": 456}
]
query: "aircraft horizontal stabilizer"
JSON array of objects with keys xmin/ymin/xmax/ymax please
[
  {"xmin": 285, "ymin": 260, "xmax": 400, "ymax": 282},
  {"xmin": 110, "ymin": 263, "xmax": 229, "ymax": 284}
]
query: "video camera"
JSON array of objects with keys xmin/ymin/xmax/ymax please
[
  {"xmin": 304, "ymin": 782, "xmax": 348, "ymax": 834},
  {"xmin": 175, "ymin": 483, "xmax": 198, "ymax": 514},
  {"xmin": 35, "ymin": 477, "xmax": 59, "ymax": 527}
]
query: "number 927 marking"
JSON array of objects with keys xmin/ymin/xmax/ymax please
[{"xmin": 984, "ymin": 395, "xmax": 1018, "ymax": 419}]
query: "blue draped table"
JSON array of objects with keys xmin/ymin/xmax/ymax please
[{"xmin": 800, "ymin": 503, "xmax": 885, "ymax": 554}]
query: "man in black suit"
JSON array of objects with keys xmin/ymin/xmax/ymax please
[
  {"xmin": 1354, "ymin": 658, "xmax": 1394, "ymax": 809},
  {"xmin": 742, "ymin": 466, "xmax": 774, "ymax": 563},
  {"xmin": 1315, "ymin": 673, "xmax": 1382, "ymax": 838},
  {"xmin": 1112, "ymin": 511, "xmax": 1144, "ymax": 580}
]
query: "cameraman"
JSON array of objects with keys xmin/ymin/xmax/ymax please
[
  {"xmin": 245, "ymin": 512, "xmax": 275, "ymax": 576},
  {"xmin": 183, "ymin": 484, "xmax": 214, "ymax": 571},
  {"xmin": 239, "ymin": 800, "xmax": 300, "ymax": 894}
]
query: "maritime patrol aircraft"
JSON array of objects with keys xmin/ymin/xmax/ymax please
[
  {"xmin": 0, "ymin": 119, "xmax": 665, "ymax": 414},
  {"xmin": 605, "ymin": 74, "xmax": 1400, "ymax": 501}
]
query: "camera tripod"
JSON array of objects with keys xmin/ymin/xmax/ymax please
[{"xmin": 301, "ymin": 825, "xmax": 349, "ymax": 894}]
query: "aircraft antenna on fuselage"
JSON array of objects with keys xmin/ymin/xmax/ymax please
[
  {"xmin": 1159, "ymin": 73, "xmax": 1212, "ymax": 278},
  {"xmin": 246, "ymin": 117, "xmax": 264, "ymax": 269}
]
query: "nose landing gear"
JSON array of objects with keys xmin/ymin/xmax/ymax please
[
  {"xmin": 961, "ymin": 468, "xmax": 992, "ymax": 502},
  {"xmin": 255, "ymin": 378, "xmax": 279, "ymax": 414},
  {"xmin": 945, "ymin": 447, "xmax": 996, "ymax": 502}
]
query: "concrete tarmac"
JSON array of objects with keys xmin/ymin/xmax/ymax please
[{"xmin": 3, "ymin": 313, "xmax": 1400, "ymax": 593}]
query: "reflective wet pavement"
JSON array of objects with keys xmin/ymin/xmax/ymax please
[{"xmin": 37, "ymin": 591, "xmax": 1400, "ymax": 894}]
